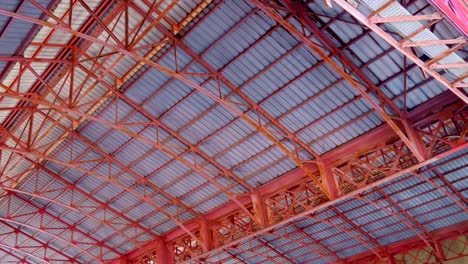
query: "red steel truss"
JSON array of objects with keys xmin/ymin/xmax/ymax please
[
  {"xmin": 0, "ymin": 0, "xmax": 465, "ymax": 263},
  {"xmin": 332, "ymin": 0, "xmax": 468, "ymax": 102},
  {"xmin": 149, "ymin": 101, "xmax": 467, "ymax": 263}
]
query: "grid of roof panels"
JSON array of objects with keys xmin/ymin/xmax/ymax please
[{"xmin": 0, "ymin": 0, "xmax": 466, "ymax": 263}]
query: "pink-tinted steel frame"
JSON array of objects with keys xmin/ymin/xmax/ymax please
[{"xmin": 0, "ymin": 0, "xmax": 464, "ymax": 262}]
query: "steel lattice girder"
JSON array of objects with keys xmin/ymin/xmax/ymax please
[{"xmin": 123, "ymin": 99, "xmax": 467, "ymax": 262}]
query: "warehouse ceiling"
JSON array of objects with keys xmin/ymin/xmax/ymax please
[{"xmin": 0, "ymin": 0, "xmax": 466, "ymax": 263}]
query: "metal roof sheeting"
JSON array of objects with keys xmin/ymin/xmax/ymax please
[{"xmin": 0, "ymin": 0, "xmax": 466, "ymax": 262}]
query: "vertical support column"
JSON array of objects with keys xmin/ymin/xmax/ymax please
[
  {"xmin": 401, "ymin": 119, "xmax": 427, "ymax": 160},
  {"xmin": 319, "ymin": 164, "xmax": 340, "ymax": 199},
  {"xmin": 251, "ymin": 191, "xmax": 269, "ymax": 228},
  {"xmin": 157, "ymin": 239, "xmax": 174, "ymax": 264},
  {"xmin": 200, "ymin": 218, "xmax": 212, "ymax": 251},
  {"xmin": 434, "ymin": 239, "xmax": 445, "ymax": 262}
]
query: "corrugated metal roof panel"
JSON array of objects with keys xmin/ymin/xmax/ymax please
[
  {"xmin": 167, "ymin": 173, "xmax": 208, "ymax": 199},
  {"xmin": 152, "ymin": 219, "xmax": 178, "ymax": 234},
  {"xmin": 423, "ymin": 210, "xmax": 467, "ymax": 231},
  {"xmin": 184, "ymin": 1, "xmax": 255, "ymax": 56},
  {"xmin": 244, "ymin": 154, "xmax": 297, "ymax": 187},
  {"xmin": 338, "ymin": 245, "xmax": 370, "ymax": 258},
  {"xmin": 194, "ymin": 192, "xmax": 230, "ymax": 213}
]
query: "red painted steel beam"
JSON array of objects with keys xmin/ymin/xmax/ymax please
[
  {"xmin": 174, "ymin": 101, "xmax": 467, "ymax": 262},
  {"xmin": 331, "ymin": 0, "xmax": 468, "ymax": 102},
  {"xmin": 162, "ymin": 93, "xmax": 462, "ymax": 242},
  {"xmin": 430, "ymin": 0, "xmax": 468, "ymax": 35}
]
